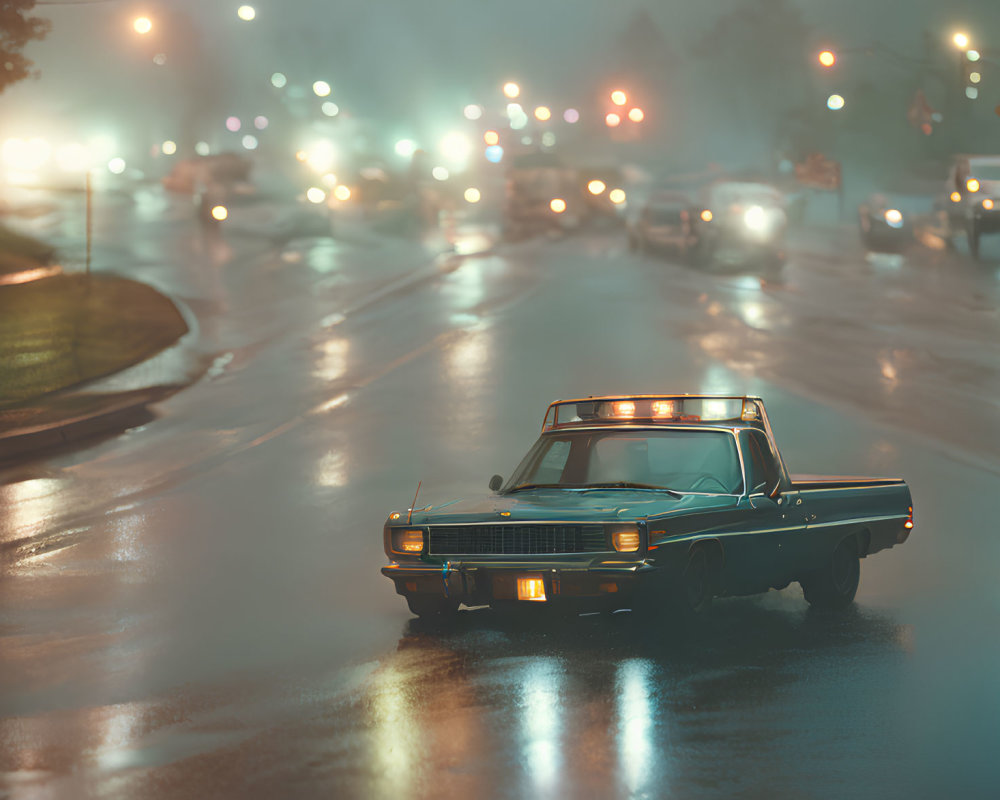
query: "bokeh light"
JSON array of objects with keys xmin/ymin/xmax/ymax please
[
  {"xmin": 211, "ymin": 205, "xmax": 228, "ymax": 221},
  {"xmin": 254, "ymin": 115, "xmax": 269, "ymax": 130},
  {"xmin": 550, "ymin": 198, "xmax": 567, "ymax": 213},
  {"xmin": 133, "ymin": 17, "xmax": 152, "ymax": 35},
  {"xmin": 628, "ymin": 107, "xmax": 644, "ymax": 122},
  {"xmin": 306, "ymin": 187, "xmax": 327, "ymax": 204},
  {"xmin": 609, "ymin": 189, "xmax": 626, "ymax": 204},
  {"xmin": 953, "ymin": 32, "xmax": 970, "ymax": 49},
  {"xmin": 242, "ymin": 135, "xmax": 258, "ymax": 150},
  {"xmin": 107, "ymin": 157, "xmax": 126, "ymax": 175},
  {"xmin": 818, "ymin": 50, "xmax": 836, "ymax": 67},
  {"xmin": 503, "ymin": 82, "xmax": 520, "ymax": 98},
  {"xmin": 440, "ymin": 132, "xmax": 471, "ymax": 164},
  {"xmin": 541, "ymin": 131, "xmax": 556, "ymax": 147},
  {"xmin": 271, "ymin": 72, "xmax": 287, "ymax": 88},
  {"xmin": 464, "ymin": 187, "xmax": 481, "ymax": 203},
  {"xmin": 563, "ymin": 108, "xmax": 580, "ymax": 123},
  {"xmin": 395, "ymin": 139, "xmax": 418, "ymax": 157},
  {"xmin": 321, "ymin": 102, "xmax": 340, "ymax": 117},
  {"xmin": 587, "ymin": 180, "xmax": 606, "ymax": 195},
  {"xmin": 237, "ymin": 5, "xmax": 256, "ymax": 21},
  {"xmin": 605, "ymin": 112, "xmax": 621, "ymax": 127},
  {"xmin": 534, "ymin": 106, "xmax": 551, "ymax": 121},
  {"xmin": 162, "ymin": 140, "xmax": 177, "ymax": 156},
  {"xmin": 464, "ymin": 104, "xmax": 483, "ymax": 120},
  {"xmin": 484, "ymin": 130, "xmax": 500, "ymax": 146},
  {"xmin": 195, "ymin": 141, "xmax": 210, "ymax": 156},
  {"xmin": 225, "ymin": 116, "xmax": 241, "ymax": 132},
  {"xmin": 827, "ymin": 94, "xmax": 845, "ymax": 110},
  {"xmin": 333, "ymin": 184, "xmax": 351, "ymax": 201},
  {"xmin": 611, "ymin": 90, "xmax": 627, "ymax": 106},
  {"xmin": 432, "ymin": 166, "xmax": 450, "ymax": 181},
  {"xmin": 313, "ymin": 81, "xmax": 332, "ymax": 97},
  {"xmin": 484, "ymin": 145, "xmax": 504, "ymax": 163}
]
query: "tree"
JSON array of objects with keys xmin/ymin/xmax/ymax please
[{"xmin": 0, "ymin": 1, "xmax": 51, "ymax": 95}]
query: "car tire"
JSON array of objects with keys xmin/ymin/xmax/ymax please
[
  {"xmin": 671, "ymin": 548, "xmax": 714, "ymax": 614},
  {"xmin": 405, "ymin": 595, "xmax": 459, "ymax": 618},
  {"xmin": 800, "ymin": 537, "xmax": 860, "ymax": 610}
]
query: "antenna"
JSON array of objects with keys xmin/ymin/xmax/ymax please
[{"xmin": 407, "ymin": 480, "xmax": 422, "ymax": 524}]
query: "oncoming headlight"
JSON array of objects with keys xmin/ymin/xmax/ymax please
[
  {"xmin": 884, "ymin": 208, "xmax": 903, "ymax": 228},
  {"xmin": 391, "ymin": 529, "xmax": 424, "ymax": 554},
  {"xmin": 611, "ymin": 527, "xmax": 641, "ymax": 553},
  {"xmin": 744, "ymin": 205, "xmax": 768, "ymax": 232}
]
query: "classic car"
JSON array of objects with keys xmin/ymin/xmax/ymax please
[{"xmin": 381, "ymin": 395, "xmax": 913, "ymax": 618}]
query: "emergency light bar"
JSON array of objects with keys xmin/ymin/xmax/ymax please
[{"xmin": 541, "ymin": 395, "xmax": 763, "ymax": 431}]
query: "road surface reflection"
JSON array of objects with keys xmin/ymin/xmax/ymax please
[{"xmin": 357, "ymin": 599, "xmax": 913, "ymax": 798}]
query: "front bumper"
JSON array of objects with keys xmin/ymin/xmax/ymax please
[{"xmin": 382, "ymin": 559, "xmax": 659, "ymax": 610}]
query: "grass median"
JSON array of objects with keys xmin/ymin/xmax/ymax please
[{"xmin": 0, "ymin": 273, "xmax": 188, "ymax": 408}]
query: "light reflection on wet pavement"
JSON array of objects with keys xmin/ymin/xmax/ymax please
[{"xmin": 2, "ymin": 204, "xmax": 1000, "ymax": 797}]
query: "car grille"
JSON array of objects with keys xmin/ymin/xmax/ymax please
[{"xmin": 428, "ymin": 524, "xmax": 608, "ymax": 555}]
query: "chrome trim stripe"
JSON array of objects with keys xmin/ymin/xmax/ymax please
[
  {"xmin": 656, "ymin": 513, "xmax": 908, "ymax": 544},
  {"xmin": 793, "ymin": 484, "xmax": 905, "ymax": 494}
]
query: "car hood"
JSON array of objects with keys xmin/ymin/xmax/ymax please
[{"xmin": 409, "ymin": 490, "xmax": 740, "ymax": 525}]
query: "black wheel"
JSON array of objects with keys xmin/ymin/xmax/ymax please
[
  {"xmin": 800, "ymin": 537, "xmax": 860, "ymax": 610},
  {"xmin": 672, "ymin": 548, "xmax": 714, "ymax": 614},
  {"xmin": 405, "ymin": 595, "xmax": 459, "ymax": 618}
]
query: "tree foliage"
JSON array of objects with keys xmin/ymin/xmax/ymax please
[{"xmin": 0, "ymin": 0, "xmax": 51, "ymax": 95}]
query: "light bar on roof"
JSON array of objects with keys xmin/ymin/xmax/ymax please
[{"xmin": 541, "ymin": 396, "xmax": 762, "ymax": 431}]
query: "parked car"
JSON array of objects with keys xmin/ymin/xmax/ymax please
[{"xmin": 381, "ymin": 394, "xmax": 913, "ymax": 618}]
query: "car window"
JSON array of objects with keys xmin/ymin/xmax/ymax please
[
  {"xmin": 745, "ymin": 430, "xmax": 780, "ymax": 493},
  {"xmin": 533, "ymin": 439, "xmax": 571, "ymax": 483}
]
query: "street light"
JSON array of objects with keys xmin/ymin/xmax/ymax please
[{"xmin": 953, "ymin": 32, "xmax": 970, "ymax": 50}]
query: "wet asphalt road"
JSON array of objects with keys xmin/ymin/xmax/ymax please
[{"xmin": 1, "ymin": 188, "xmax": 999, "ymax": 799}]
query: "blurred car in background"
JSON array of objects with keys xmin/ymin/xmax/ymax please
[
  {"xmin": 940, "ymin": 154, "xmax": 1000, "ymax": 259},
  {"xmin": 858, "ymin": 194, "xmax": 916, "ymax": 253},
  {"xmin": 626, "ymin": 191, "xmax": 693, "ymax": 258},
  {"xmin": 162, "ymin": 152, "xmax": 252, "ymax": 194},
  {"xmin": 690, "ymin": 180, "xmax": 787, "ymax": 266}
]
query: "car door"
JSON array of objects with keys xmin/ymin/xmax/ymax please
[{"xmin": 739, "ymin": 430, "xmax": 810, "ymax": 589}]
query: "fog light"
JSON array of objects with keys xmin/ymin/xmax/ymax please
[{"xmin": 517, "ymin": 575, "xmax": 547, "ymax": 601}]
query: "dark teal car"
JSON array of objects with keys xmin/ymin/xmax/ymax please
[{"xmin": 381, "ymin": 396, "xmax": 913, "ymax": 618}]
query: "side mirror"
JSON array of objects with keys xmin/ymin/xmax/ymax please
[{"xmin": 489, "ymin": 474, "xmax": 503, "ymax": 492}]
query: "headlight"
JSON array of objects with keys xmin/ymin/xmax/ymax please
[
  {"xmin": 884, "ymin": 208, "xmax": 903, "ymax": 228},
  {"xmin": 744, "ymin": 205, "xmax": 768, "ymax": 232},
  {"xmin": 391, "ymin": 529, "xmax": 424, "ymax": 554},
  {"xmin": 611, "ymin": 527, "xmax": 641, "ymax": 553}
]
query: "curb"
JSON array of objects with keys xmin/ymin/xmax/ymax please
[{"xmin": 0, "ymin": 385, "xmax": 184, "ymax": 463}]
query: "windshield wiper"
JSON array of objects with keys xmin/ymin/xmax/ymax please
[
  {"xmin": 581, "ymin": 482, "xmax": 685, "ymax": 498},
  {"xmin": 505, "ymin": 483, "xmax": 566, "ymax": 493}
]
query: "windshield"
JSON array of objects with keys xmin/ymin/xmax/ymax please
[
  {"xmin": 506, "ymin": 429, "xmax": 743, "ymax": 494},
  {"xmin": 969, "ymin": 164, "xmax": 1000, "ymax": 181}
]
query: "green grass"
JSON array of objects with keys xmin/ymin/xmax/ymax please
[
  {"xmin": 0, "ymin": 274, "xmax": 188, "ymax": 407},
  {"xmin": 0, "ymin": 223, "xmax": 56, "ymax": 275}
]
